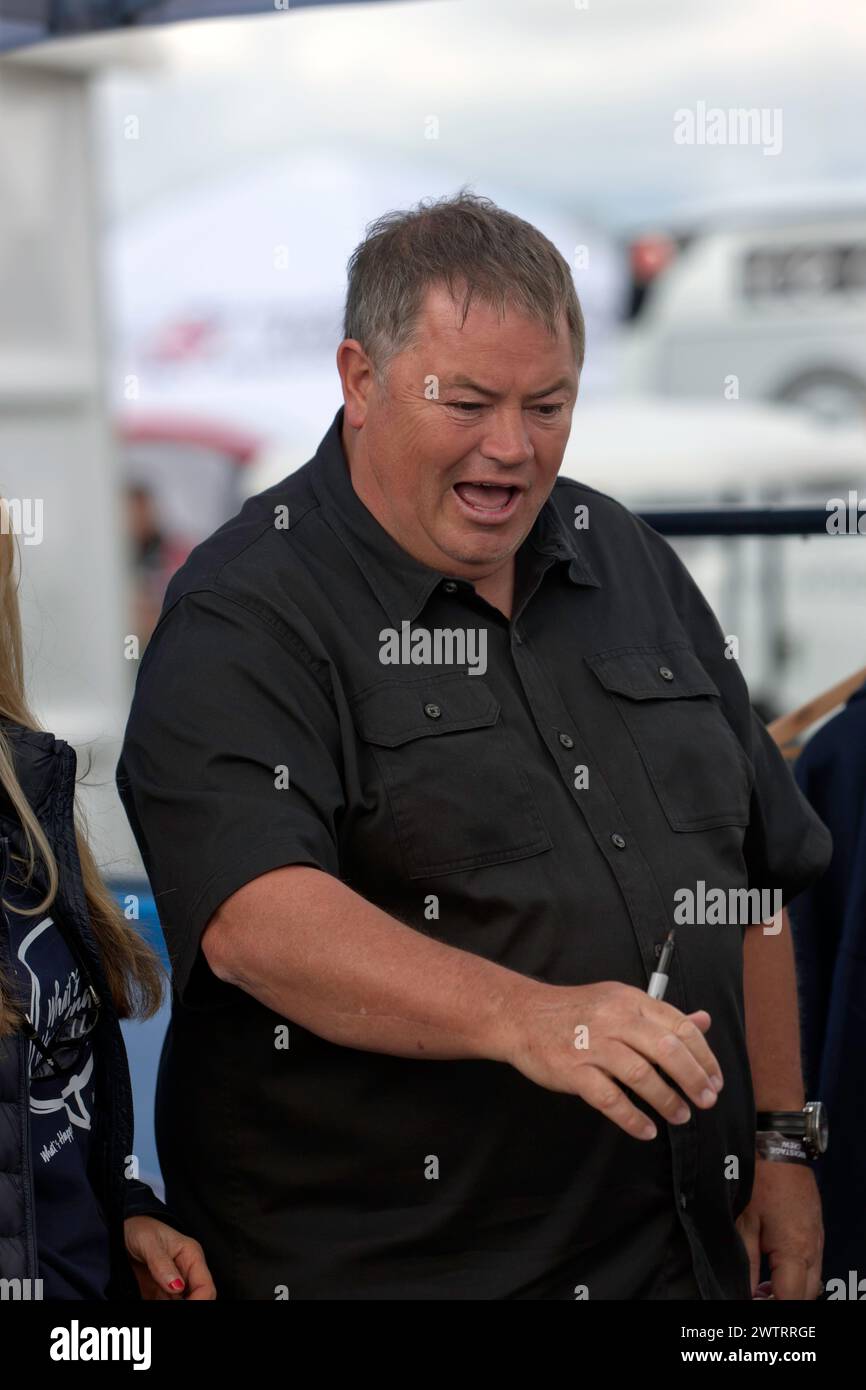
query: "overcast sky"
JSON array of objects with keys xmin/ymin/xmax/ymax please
[{"xmin": 93, "ymin": 0, "xmax": 866, "ymax": 234}]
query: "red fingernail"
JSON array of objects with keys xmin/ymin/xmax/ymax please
[{"xmin": 169, "ymin": 1278, "xmax": 185, "ymax": 1291}]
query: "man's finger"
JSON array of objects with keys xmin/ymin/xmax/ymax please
[
  {"xmin": 736, "ymin": 1216, "xmax": 760, "ymax": 1296},
  {"xmin": 596, "ymin": 1039, "xmax": 693, "ymax": 1126},
  {"xmin": 621, "ymin": 1015, "xmax": 722, "ymax": 1111},
  {"xmin": 805, "ymin": 1259, "xmax": 824, "ymax": 1301},
  {"xmin": 638, "ymin": 998, "xmax": 724, "ymax": 1089},
  {"xmin": 771, "ymin": 1255, "xmax": 809, "ymax": 1301},
  {"xmin": 571, "ymin": 1064, "xmax": 660, "ymax": 1140}
]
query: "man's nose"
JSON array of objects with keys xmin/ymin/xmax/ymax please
[{"xmin": 479, "ymin": 408, "xmax": 534, "ymax": 467}]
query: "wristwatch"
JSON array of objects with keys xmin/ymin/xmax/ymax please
[{"xmin": 755, "ymin": 1101, "xmax": 828, "ymax": 1164}]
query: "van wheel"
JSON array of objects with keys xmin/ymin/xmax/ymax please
[{"xmin": 776, "ymin": 369, "xmax": 866, "ymax": 426}]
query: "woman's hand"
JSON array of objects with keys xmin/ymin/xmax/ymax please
[{"xmin": 124, "ymin": 1215, "xmax": 217, "ymax": 1300}]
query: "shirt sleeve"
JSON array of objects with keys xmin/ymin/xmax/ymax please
[
  {"xmin": 116, "ymin": 587, "xmax": 345, "ymax": 1006},
  {"xmin": 122, "ymin": 1176, "xmax": 186, "ymax": 1233},
  {"xmin": 633, "ymin": 514, "xmax": 834, "ymax": 908}
]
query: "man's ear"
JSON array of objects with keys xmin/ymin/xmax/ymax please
[{"xmin": 336, "ymin": 338, "xmax": 375, "ymax": 430}]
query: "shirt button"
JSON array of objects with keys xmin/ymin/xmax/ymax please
[
  {"xmin": 658, "ymin": 666, "xmax": 674, "ymax": 681},
  {"xmin": 558, "ymin": 732, "xmax": 574, "ymax": 748},
  {"xmin": 424, "ymin": 703, "xmax": 442, "ymax": 719},
  {"xmin": 443, "ymin": 581, "xmax": 458, "ymax": 594},
  {"xmin": 611, "ymin": 833, "xmax": 627, "ymax": 849}
]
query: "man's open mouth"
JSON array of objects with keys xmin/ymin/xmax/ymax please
[{"xmin": 452, "ymin": 481, "xmax": 521, "ymax": 516}]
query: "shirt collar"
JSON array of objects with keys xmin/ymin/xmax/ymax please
[{"xmin": 309, "ymin": 405, "xmax": 600, "ymax": 626}]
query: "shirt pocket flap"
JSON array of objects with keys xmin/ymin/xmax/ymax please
[
  {"xmin": 584, "ymin": 642, "xmax": 722, "ymax": 701},
  {"xmin": 584, "ymin": 641, "xmax": 750, "ymax": 832},
  {"xmin": 352, "ymin": 675, "xmax": 500, "ymax": 748}
]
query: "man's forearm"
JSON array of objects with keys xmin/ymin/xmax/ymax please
[
  {"xmin": 742, "ymin": 906, "xmax": 807, "ymax": 1110},
  {"xmin": 202, "ymin": 864, "xmax": 532, "ymax": 1062}
]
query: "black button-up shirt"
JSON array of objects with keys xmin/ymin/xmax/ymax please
[{"xmin": 116, "ymin": 405, "xmax": 832, "ymax": 1300}]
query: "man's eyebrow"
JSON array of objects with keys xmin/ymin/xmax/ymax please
[
  {"xmin": 440, "ymin": 376, "xmax": 573, "ymax": 399},
  {"xmin": 441, "ymin": 376, "xmax": 501, "ymax": 397},
  {"xmin": 525, "ymin": 378, "xmax": 573, "ymax": 399}
]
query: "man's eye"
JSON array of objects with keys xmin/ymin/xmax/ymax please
[{"xmin": 445, "ymin": 400, "xmax": 564, "ymax": 416}]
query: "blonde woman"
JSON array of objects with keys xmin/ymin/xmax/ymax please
[{"xmin": 0, "ymin": 503, "xmax": 215, "ymax": 1300}]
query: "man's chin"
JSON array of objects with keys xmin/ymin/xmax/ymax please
[{"xmin": 435, "ymin": 525, "xmax": 524, "ymax": 573}]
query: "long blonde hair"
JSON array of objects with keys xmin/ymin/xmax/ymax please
[{"xmin": 0, "ymin": 501, "xmax": 164, "ymax": 1035}]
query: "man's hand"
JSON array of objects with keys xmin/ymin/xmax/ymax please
[
  {"xmin": 124, "ymin": 1216, "xmax": 217, "ymax": 1300},
  {"xmin": 736, "ymin": 1161, "xmax": 824, "ymax": 1299},
  {"xmin": 499, "ymin": 980, "xmax": 724, "ymax": 1139}
]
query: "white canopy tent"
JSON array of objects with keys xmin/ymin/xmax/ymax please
[{"xmin": 105, "ymin": 145, "xmax": 626, "ymax": 447}]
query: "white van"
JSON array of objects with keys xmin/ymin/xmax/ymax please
[{"xmin": 619, "ymin": 186, "xmax": 866, "ymax": 426}]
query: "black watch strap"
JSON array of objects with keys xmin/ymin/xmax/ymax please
[
  {"xmin": 756, "ymin": 1102, "xmax": 827, "ymax": 1162},
  {"xmin": 756, "ymin": 1110, "xmax": 806, "ymax": 1135}
]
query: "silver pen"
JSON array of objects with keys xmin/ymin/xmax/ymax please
[{"xmin": 647, "ymin": 929, "xmax": 676, "ymax": 1000}]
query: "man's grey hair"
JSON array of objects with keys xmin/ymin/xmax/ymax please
[{"xmin": 343, "ymin": 188, "xmax": 585, "ymax": 384}]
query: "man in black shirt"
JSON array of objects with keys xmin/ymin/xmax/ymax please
[{"xmin": 116, "ymin": 192, "xmax": 832, "ymax": 1300}]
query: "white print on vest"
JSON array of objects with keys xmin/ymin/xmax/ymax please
[{"xmin": 17, "ymin": 917, "xmax": 94, "ymax": 1138}]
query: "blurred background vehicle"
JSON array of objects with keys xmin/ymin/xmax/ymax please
[{"xmin": 620, "ymin": 186, "xmax": 866, "ymax": 426}]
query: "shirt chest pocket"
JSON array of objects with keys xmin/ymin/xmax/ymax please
[
  {"xmin": 584, "ymin": 642, "xmax": 754, "ymax": 832},
  {"xmin": 351, "ymin": 674, "xmax": 552, "ymax": 879}
]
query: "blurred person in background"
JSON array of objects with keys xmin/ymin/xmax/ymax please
[
  {"xmin": 125, "ymin": 482, "xmax": 182, "ymax": 647},
  {"xmin": 0, "ymin": 502, "xmax": 216, "ymax": 1301},
  {"xmin": 790, "ymin": 675, "xmax": 866, "ymax": 1286}
]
